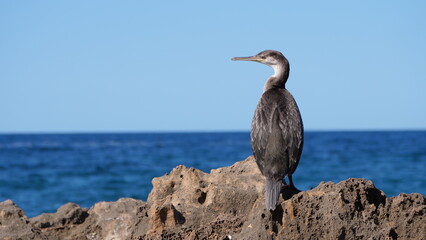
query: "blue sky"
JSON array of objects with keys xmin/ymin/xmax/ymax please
[{"xmin": 1, "ymin": 1, "xmax": 425, "ymax": 133}]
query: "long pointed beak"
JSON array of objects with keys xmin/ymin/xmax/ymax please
[{"xmin": 231, "ymin": 56, "xmax": 262, "ymax": 62}]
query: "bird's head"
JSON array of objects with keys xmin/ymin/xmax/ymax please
[
  {"xmin": 231, "ymin": 50, "xmax": 286, "ymax": 67},
  {"xmin": 232, "ymin": 50, "xmax": 290, "ymax": 91}
]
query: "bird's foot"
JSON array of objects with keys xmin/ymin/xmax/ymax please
[{"xmin": 281, "ymin": 184, "xmax": 301, "ymax": 200}]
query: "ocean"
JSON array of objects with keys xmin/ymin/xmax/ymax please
[{"xmin": 0, "ymin": 131, "xmax": 425, "ymax": 217}]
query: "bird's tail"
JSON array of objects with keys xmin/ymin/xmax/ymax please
[{"xmin": 265, "ymin": 178, "xmax": 282, "ymax": 211}]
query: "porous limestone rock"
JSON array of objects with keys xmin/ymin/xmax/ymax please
[{"xmin": 1, "ymin": 156, "xmax": 425, "ymax": 240}]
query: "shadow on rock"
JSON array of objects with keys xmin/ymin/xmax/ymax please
[{"xmin": 281, "ymin": 184, "xmax": 301, "ymax": 200}]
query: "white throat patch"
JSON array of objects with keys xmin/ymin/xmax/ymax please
[{"xmin": 271, "ymin": 64, "xmax": 283, "ymax": 78}]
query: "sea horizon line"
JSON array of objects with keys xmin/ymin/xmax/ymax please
[{"xmin": 1, "ymin": 128, "xmax": 425, "ymax": 136}]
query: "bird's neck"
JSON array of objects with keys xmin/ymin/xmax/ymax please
[{"xmin": 263, "ymin": 62, "xmax": 289, "ymax": 92}]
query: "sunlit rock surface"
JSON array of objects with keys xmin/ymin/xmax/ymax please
[{"xmin": 1, "ymin": 156, "xmax": 425, "ymax": 239}]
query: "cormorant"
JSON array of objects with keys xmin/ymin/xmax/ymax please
[{"xmin": 232, "ymin": 50, "xmax": 304, "ymax": 211}]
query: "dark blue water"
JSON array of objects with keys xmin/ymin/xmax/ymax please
[{"xmin": 0, "ymin": 131, "xmax": 425, "ymax": 217}]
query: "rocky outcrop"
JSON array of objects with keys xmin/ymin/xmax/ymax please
[
  {"xmin": 1, "ymin": 156, "xmax": 425, "ymax": 240},
  {"xmin": 0, "ymin": 200, "xmax": 45, "ymax": 240}
]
